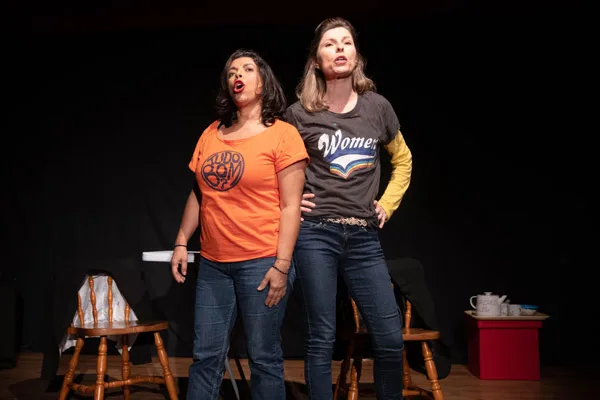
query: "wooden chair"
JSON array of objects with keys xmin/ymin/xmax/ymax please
[
  {"xmin": 58, "ymin": 274, "xmax": 178, "ymax": 400},
  {"xmin": 334, "ymin": 293, "xmax": 444, "ymax": 400}
]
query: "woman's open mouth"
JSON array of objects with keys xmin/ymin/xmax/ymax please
[{"xmin": 233, "ymin": 80, "xmax": 245, "ymax": 93}]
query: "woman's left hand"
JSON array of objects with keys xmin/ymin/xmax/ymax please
[
  {"xmin": 373, "ymin": 200, "xmax": 388, "ymax": 228},
  {"xmin": 257, "ymin": 266, "xmax": 288, "ymax": 307}
]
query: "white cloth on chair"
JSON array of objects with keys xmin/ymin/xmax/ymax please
[{"xmin": 59, "ymin": 274, "xmax": 139, "ymax": 355}]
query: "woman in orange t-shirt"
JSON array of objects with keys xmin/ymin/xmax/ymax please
[{"xmin": 170, "ymin": 49, "xmax": 308, "ymax": 400}]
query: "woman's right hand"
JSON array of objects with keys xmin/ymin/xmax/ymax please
[
  {"xmin": 300, "ymin": 193, "xmax": 316, "ymax": 221},
  {"xmin": 170, "ymin": 247, "xmax": 188, "ymax": 283}
]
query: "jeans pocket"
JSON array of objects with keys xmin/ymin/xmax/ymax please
[
  {"xmin": 300, "ymin": 219, "xmax": 324, "ymax": 229},
  {"xmin": 359, "ymin": 225, "xmax": 378, "ymax": 234}
]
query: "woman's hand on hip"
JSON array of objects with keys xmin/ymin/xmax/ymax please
[
  {"xmin": 373, "ymin": 199, "xmax": 388, "ymax": 228},
  {"xmin": 300, "ymin": 192, "xmax": 316, "ymax": 221},
  {"xmin": 257, "ymin": 265, "xmax": 289, "ymax": 307}
]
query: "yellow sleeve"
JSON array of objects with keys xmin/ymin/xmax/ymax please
[{"xmin": 378, "ymin": 131, "xmax": 412, "ymax": 220}]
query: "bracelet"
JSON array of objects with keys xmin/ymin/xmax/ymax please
[
  {"xmin": 276, "ymin": 258, "xmax": 291, "ymax": 263},
  {"xmin": 174, "ymin": 244, "xmax": 187, "ymax": 249},
  {"xmin": 272, "ymin": 265, "xmax": 289, "ymax": 275}
]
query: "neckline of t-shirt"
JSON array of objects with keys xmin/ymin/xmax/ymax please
[
  {"xmin": 323, "ymin": 93, "xmax": 363, "ymax": 118},
  {"xmin": 215, "ymin": 119, "xmax": 279, "ymax": 144}
]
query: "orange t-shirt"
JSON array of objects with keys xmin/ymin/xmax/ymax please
[{"xmin": 188, "ymin": 119, "xmax": 309, "ymax": 262}]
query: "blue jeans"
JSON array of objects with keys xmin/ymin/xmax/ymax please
[
  {"xmin": 294, "ymin": 220, "xmax": 404, "ymax": 400},
  {"xmin": 187, "ymin": 256, "xmax": 295, "ymax": 400}
]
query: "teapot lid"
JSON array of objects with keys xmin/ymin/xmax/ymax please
[{"xmin": 483, "ymin": 292, "xmax": 492, "ymax": 295}]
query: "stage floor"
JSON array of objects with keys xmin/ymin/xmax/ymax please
[{"xmin": 0, "ymin": 352, "xmax": 595, "ymax": 399}]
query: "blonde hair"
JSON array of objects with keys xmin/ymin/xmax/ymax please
[{"xmin": 296, "ymin": 17, "xmax": 376, "ymax": 112}]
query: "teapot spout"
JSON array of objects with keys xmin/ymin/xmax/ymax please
[{"xmin": 498, "ymin": 295, "xmax": 507, "ymax": 304}]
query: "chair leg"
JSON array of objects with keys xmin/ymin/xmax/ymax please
[
  {"xmin": 121, "ymin": 335, "xmax": 131, "ymax": 400},
  {"xmin": 224, "ymin": 356, "xmax": 240, "ymax": 400},
  {"xmin": 402, "ymin": 347, "xmax": 412, "ymax": 389},
  {"xmin": 58, "ymin": 336, "xmax": 85, "ymax": 400},
  {"xmin": 421, "ymin": 341, "xmax": 443, "ymax": 400},
  {"xmin": 94, "ymin": 336, "xmax": 108, "ymax": 400},
  {"xmin": 232, "ymin": 352, "xmax": 251, "ymax": 399},
  {"xmin": 154, "ymin": 332, "xmax": 178, "ymax": 400},
  {"xmin": 229, "ymin": 316, "xmax": 251, "ymax": 398},
  {"xmin": 334, "ymin": 340, "xmax": 354, "ymax": 400},
  {"xmin": 347, "ymin": 358, "xmax": 362, "ymax": 400}
]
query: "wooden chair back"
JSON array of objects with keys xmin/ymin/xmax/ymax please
[
  {"xmin": 349, "ymin": 295, "xmax": 413, "ymax": 332},
  {"xmin": 346, "ymin": 283, "xmax": 407, "ymax": 333},
  {"xmin": 74, "ymin": 274, "xmax": 130, "ymax": 327}
]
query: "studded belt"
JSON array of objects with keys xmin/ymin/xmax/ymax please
[{"xmin": 324, "ymin": 217, "xmax": 368, "ymax": 227}]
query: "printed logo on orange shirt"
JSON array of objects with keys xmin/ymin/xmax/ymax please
[{"xmin": 201, "ymin": 151, "xmax": 245, "ymax": 191}]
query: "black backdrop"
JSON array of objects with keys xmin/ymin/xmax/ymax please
[{"xmin": 4, "ymin": 0, "xmax": 593, "ymax": 369}]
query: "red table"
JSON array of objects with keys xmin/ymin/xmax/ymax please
[{"xmin": 464, "ymin": 310, "xmax": 550, "ymax": 380}]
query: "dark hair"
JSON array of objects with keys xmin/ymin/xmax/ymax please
[{"xmin": 216, "ymin": 49, "xmax": 286, "ymax": 127}]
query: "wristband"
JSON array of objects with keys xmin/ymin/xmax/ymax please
[{"xmin": 272, "ymin": 265, "xmax": 289, "ymax": 275}]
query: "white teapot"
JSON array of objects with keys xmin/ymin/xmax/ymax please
[{"xmin": 469, "ymin": 292, "xmax": 507, "ymax": 317}]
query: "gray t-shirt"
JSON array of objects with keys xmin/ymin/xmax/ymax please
[{"xmin": 284, "ymin": 91, "xmax": 400, "ymax": 225}]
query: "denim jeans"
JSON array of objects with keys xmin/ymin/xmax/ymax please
[
  {"xmin": 187, "ymin": 255, "xmax": 295, "ymax": 400},
  {"xmin": 294, "ymin": 220, "xmax": 404, "ymax": 400}
]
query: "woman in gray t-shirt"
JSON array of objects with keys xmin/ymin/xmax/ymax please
[{"xmin": 284, "ymin": 17, "xmax": 412, "ymax": 400}]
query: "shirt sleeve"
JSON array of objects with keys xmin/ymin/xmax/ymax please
[
  {"xmin": 275, "ymin": 125, "xmax": 310, "ymax": 173},
  {"xmin": 188, "ymin": 137, "xmax": 203, "ymax": 173},
  {"xmin": 381, "ymin": 98, "xmax": 401, "ymax": 145},
  {"xmin": 283, "ymin": 106, "xmax": 298, "ymax": 127},
  {"xmin": 377, "ymin": 130, "xmax": 412, "ymax": 219},
  {"xmin": 188, "ymin": 125, "xmax": 211, "ymax": 173}
]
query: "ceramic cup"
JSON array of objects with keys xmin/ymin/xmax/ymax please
[{"xmin": 508, "ymin": 304, "xmax": 522, "ymax": 316}]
